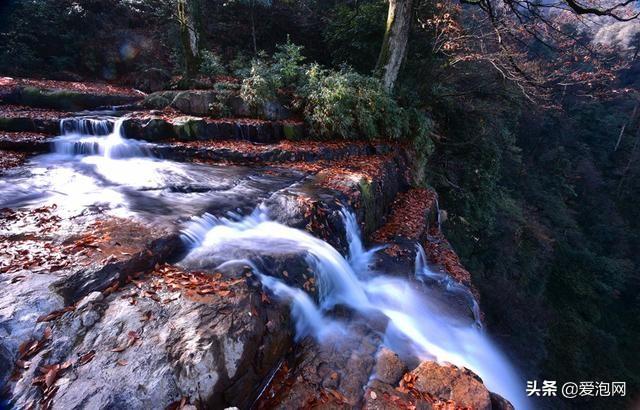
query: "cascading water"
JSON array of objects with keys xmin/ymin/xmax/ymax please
[
  {"xmin": 180, "ymin": 206, "xmax": 530, "ymax": 409},
  {"xmin": 55, "ymin": 117, "xmax": 151, "ymax": 158},
  {"xmin": 414, "ymin": 243, "xmax": 482, "ymax": 327}
]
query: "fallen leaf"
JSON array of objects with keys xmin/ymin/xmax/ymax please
[
  {"xmin": 116, "ymin": 359, "xmax": 128, "ymax": 366},
  {"xmin": 44, "ymin": 366, "xmax": 59, "ymax": 388},
  {"xmin": 78, "ymin": 350, "xmax": 95, "ymax": 365}
]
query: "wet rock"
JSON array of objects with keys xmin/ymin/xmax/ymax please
[
  {"xmin": 362, "ymin": 379, "xmax": 422, "ymax": 410},
  {"xmin": 133, "ymin": 68, "xmax": 172, "ymax": 92},
  {"xmin": 282, "ymin": 122, "xmax": 306, "ymax": 141},
  {"xmin": 7, "ymin": 266, "xmax": 292, "ymax": 410},
  {"xmin": 171, "ymin": 116, "xmax": 207, "ymax": 141},
  {"xmin": 410, "ymin": 361, "xmax": 492, "ymax": 410},
  {"xmin": 0, "ymin": 116, "xmax": 60, "ymax": 133},
  {"xmin": 257, "ymin": 323, "xmax": 381, "ymax": 409},
  {"xmin": 373, "ymin": 347, "xmax": 406, "ymax": 385},
  {"xmin": 0, "ymin": 132, "xmax": 52, "ymax": 152},
  {"xmin": 122, "ymin": 116, "xmax": 176, "ymax": 141}
]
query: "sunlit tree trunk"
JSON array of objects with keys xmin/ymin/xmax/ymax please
[
  {"xmin": 376, "ymin": 0, "xmax": 413, "ymax": 92},
  {"xmin": 177, "ymin": 0, "xmax": 201, "ymax": 78}
]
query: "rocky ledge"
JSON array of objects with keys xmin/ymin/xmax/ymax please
[{"xmin": 0, "ymin": 80, "xmax": 514, "ymax": 410}]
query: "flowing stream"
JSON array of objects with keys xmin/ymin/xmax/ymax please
[
  {"xmin": 181, "ymin": 207, "xmax": 530, "ymax": 409},
  {"xmin": 0, "ymin": 116, "xmax": 302, "ymax": 221},
  {"xmin": 1, "ymin": 116, "xmax": 529, "ymax": 408}
]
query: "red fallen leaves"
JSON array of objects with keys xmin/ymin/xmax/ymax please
[
  {"xmin": 0, "ymin": 131, "xmax": 51, "ymax": 143},
  {"xmin": 393, "ymin": 373, "xmax": 470, "ymax": 410},
  {"xmin": 11, "ymin": 327, "xmax": 53, "ymax": 381},
  {"xmin": 0, "ymin": 104, "xmax": 68, "ymax": 120},
  {"xmin": 171, "ymin": 139, "xmax": 369, "ymax": 157},
  {"xmin": 151, "ymin": 263, "xmax": 244, "ymax": 300},
  {"xmin": 111, "ymin": 330, "xmax": 140, "ymax": 353},
  {"xmin": 371, "ymin": 188, "xmax": 437, "ymax": 244},
  {"xmin": 77, "ymin": 350, "xmax": 96, "ymax": 366},
  {"xmin": 37, "ymin": 305, "xmax": 76, "ymax": 322},
  {"xmin": 0, "ymin": 77, "xmax": 141, "ymax": 97},
  {"xmin": 166, "ymin": 396, "xmax": 189, "ymax": 410},
  {"xmin": 423, "ymin": 225, "xmax": 475, "ymax": 292},
  {"xmin": 0, "ymin": 205, "xmax": 72, "ymax": 275},
  {"xmin": 0, "ymin": 150, "xmax": 29, "ymax": 171},
  {"xmin": 31, "ymin": 361, "xmax": 72, "ymax": 410}
]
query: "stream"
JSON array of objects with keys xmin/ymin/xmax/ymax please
[{"xmin": 0, "ymin": 115, "xmax": 529, "ymax": 409}]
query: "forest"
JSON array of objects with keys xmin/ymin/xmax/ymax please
[{"xmin": 0, "ymin": 0, "xmax": 639, "ymax": 409}]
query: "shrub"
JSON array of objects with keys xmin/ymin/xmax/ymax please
[
  {"xmin": 237, "ymin": 40, "xmax": 432, "ymax": 143},
  {"xmin": 209, "ymin": 81, "xmax": 240, "ymax": 117},
  {"xmin": 199, "ymin": 50, "xmax": 226, "ymax": 77},
  {"xmin": 240, "ymin": 56, "xmax": 282, "ymax": 109},
  {"xmin": 300, "ymin": 65, "xmax": 422, "ymax": 141}
]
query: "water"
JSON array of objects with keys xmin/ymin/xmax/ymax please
[
  {"xmin": 0, "ymin": 115, "xmax": 528, "ymax": 407},
  {"xmin": 181, "ymin": 207, "xmax": 530, "ymax": 409},
  {"xmin": 0, "ymin": 116, "xmax": 303, "ymax": 222},
  {"xmin": 56, "ymin": 117, "xmax": 151, "ymax": 158}
]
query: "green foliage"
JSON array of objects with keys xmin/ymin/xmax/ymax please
[
  {"xmin": 323, "ymin": 1, "xmax": 387, "ymax": 72},
  {"xmin": 237, "ymin": 40, "xmax": 431, "ymax": 142},
  {"xmin": 208, "ymin": 81, "xmax": 240, "ymax": 117},
  {"xmin": 300, "ymin": 65, "xmax": 412, "ymax": 140},
  {"xmin": 199, "ymin": 50, "xmax": 226, "ymax": 77}
]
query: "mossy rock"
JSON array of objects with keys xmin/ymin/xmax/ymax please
[
  {"xmin": 0, "ymin": 117, "xmax": 59, "ymax": 133},
  {"xmin": 282, "ymin": 123, "xmax": 306, "ymax": 141},
  {"xmin": 122, "ymin": 117, "xmax": 176, "ymax": 141},
  {"xmin": 172, "ymin": 116, "xmax": 207, "ymax": 140},
  {"xmin": 6, "ymin": 86, "xmax": 141, "ymax": 111}
]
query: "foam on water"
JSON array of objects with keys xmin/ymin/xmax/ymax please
[
  {"xmin": 55, "ymin": 117, "xmax": 151, "ymax": 158},
  {"xmin": 181, "ymin": 207, "xmax": 530, "ymax": 409}
]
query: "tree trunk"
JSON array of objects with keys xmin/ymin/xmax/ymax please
[
  {"xmin": 375, "ymin": 0, "xmax": 413, "ymax": 93},
  {"xmin": 250, "ymin": 0, "xmax": 258, "ymax": 55},
  {"xmin": 177, "ymin": 0, "xmax": 200, "ymax": 78}
]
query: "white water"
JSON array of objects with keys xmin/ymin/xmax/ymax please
[
  {"xmin": 55, "ymin": 117, "xmax": 151, "ymax": 158},
  {"xmin": 181, "ymin": 207, "xmax": 530, "ymax": 409}
]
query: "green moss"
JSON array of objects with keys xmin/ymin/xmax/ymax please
[
  {"xmin": 358, "ymin": 178, "xmax": 378, "ymax": 235},
  {"xmin": 172, "ymin": 117, "xmax": 206, "ymax": 140},
  {"xmin": 282, "ymin": 123, "xmax": 302, "ymax": 141}
]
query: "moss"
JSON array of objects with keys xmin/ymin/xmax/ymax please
[
  {"xmin": 0, "ymin": 117, "xmax": 36, "ymax": 132},
  {"xmin": 282, "ymin": 123, "xmax": 303, "ymax": 141},
  {"xmin": 172, "ymin": 117, "xmax": 206, "ymax": 140},
  {"xmin": 359, "ymin": 178, "xmax": 378, "ymax": 235}
]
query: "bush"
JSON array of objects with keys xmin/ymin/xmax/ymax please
[
  {"xmin": 199, "ymin": 50, "xmax": 226, "ymax": 77},
  {"xmin": 236, "ymin": 40, "xmax": 431, "ymax": 142},
  {"xmin": 300, "ymin": 65, "xmax": 422, "ymax": 141}
]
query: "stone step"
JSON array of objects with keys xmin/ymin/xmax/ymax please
[
  {"xmin": 152, "ymin": 140, "xmax": 391, "ymax": 165},
  {"xmin": 122, "ymin": 112, "xmax": 306, "ymax": 143},
  {"xmin": 0, "ymin": 77, "xmax": 144, "ymax": 111},
  {"xmin": 0, "ymin": 105, "xmax": 64, "ymax": 133},
  {"xmin": 0, "ymin": 131, "xmax": 52, "ymax": 152},
  {"xmin": 0, "ymin": 107, "xmax": 307, "ymax": 144}
]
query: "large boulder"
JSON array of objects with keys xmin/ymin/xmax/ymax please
[
  {"xmin": 8, "ymin": 266, "xmax": 292, "ymax": 409},
  {"xmin": 410, "ymin": 361, "xmax": 492, "ymax": 410}
]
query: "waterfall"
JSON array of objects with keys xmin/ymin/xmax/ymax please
[
  {"xmin": 414, "ymin": 243, "xmax": 482, "ymax": 327},
  {"xmin": 180, "ymin": 207, "xmax": 530, "ymax": 409},
  {"xmin": 54, "ymin": 117, "xmax": 151, "ymax": 158}
]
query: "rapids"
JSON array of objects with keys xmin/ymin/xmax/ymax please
[
  {"xmin": 181, "ymin": 206, "xmax": 531, "ymax": 409},
  {"xmin": 0, "ymin": 115, "xmax": 529, "ymax": 408},
  {"xmin": 0, "ymin": 116, "xmax": 303, "ymax": 221}
]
